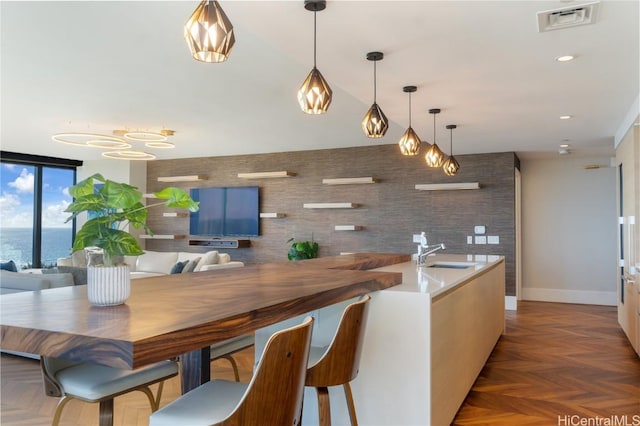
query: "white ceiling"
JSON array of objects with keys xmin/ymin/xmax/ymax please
[{"xmin": 1, "ymin": 1, "xmax": 638, "ymax": 163}]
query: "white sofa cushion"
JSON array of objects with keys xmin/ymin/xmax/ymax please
[
  {"xmin": 218, "ymin": 253, "xmax": 231, "ymax": 264},
  {"xmin": 136, "ymin": 251, "xmax": 179, "ymax": 275},
  {"xmin": 194, "ymin": 250, "xmax": 219, "ymax": 272}
]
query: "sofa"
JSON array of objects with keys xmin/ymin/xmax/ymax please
[
  {"xmin": 57, "ymin": 249, "xmax": 244, "ymax": 279},
  {"xmin": 0, "ymin": 269, "xmax": 76, "ymax": 295}
]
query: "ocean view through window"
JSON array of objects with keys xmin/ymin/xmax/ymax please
[{"xmin": 0, "ymin": 152, "xmax": 80, "ymax": 269}]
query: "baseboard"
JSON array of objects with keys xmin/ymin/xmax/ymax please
[
  {"xmin": 522, "ymin": 288, "xmax": 617, "ymax": 306},
  {"xmin": 505, "ymin": 296, "xmax": 517, "ymax": 311}
]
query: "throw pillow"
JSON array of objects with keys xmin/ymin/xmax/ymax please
[
  {"xmin": 0, "ymin": 260, "xmax": 18, "ymax": 272},
  {"xmin": 182, "ymin": 257, "xmax": 201, "ymax": 274},
  {"xmin": 57, "ymin": 266, "xmax": 89, "ymax": 286},
  {"xmin": 170, "ymin": 261, "xmax": 188, "ymax": 274},
  {"xmin": 194, "ymin": 251, "xmax": 218, "ymax": 272}
]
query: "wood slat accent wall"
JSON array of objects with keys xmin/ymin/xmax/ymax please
[{"xmin": 146, "ymin": 144, "xmax": 518, "ymax": 295}]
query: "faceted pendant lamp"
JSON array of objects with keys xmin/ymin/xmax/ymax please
[
  {"xmin": 424, "ymin": 108, "xmax": 446, "ymax": 167},
  {"xmin": 184, "ymin": 0, "xmax": 235, "ymax": 63},
  {"xmin": 443, "ymin": 124, "xmax": 460, "ymax": 176},
  {"xmin": 362, "ymin": 52, "xmax": 388, "ymax": 138},
  {"xmin": 297, "ymin": 0, "xmax": 332, "ymax": 114},
  {"xmin": 398, "ymin": 86, "xmax": 421, "ymax": 156}
]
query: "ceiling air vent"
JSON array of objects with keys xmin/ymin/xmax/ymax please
[{"xmin": 537, "ymin": 1, "xmax": 600, "ymax": 32}]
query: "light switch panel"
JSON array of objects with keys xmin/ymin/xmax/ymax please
[
  {"xmin": 475, "ymin": 235, "xmax": 487, "ymax": 244},
  {"xmin": 467, "ymin": 236, "xmax": 473, "ymax": 244},
  {"xmin": 413, "ymin": 234, "xmax": 422, "ymax": 243},
  {"xmin": 474, "ymin": 225, "xmax": 486, "ymax": 234},
  {"xmin": 487, "ymin": 236, "xmax": 499, "ymax": 244}
]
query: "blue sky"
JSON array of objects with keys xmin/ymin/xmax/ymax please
[{"xmin": 0, "ymin": 163, "xmax": 74, "ymax": 228}]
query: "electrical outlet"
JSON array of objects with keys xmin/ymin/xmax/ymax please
[
  {"xmin": 467, "ymin": 236, "xmax": 473, "ymax": 244},
  {"xmin": 487, "ymin": 236, "xmax": 499, "ymax": 244},
  {"xmin": 475, "ymin": 236, "xmax": 487, "ymax": 244},
  {"xmin": 413, "ymin": 234, "xmax": 422, "ymax": 243},
  {"xmin": 474, "ymin": 225, "xmax": 486, "ymax": 234}
]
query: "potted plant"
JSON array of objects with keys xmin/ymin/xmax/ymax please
[
  {"xmin": 287, "ymin": 237, "xmax": 319, "ymax": 261},
  {"xmin": 65, "ymin": 173, "xmax": 199, "ymax": 306}
]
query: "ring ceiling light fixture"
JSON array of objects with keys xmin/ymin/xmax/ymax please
[
  {"xmin": 102, "ymin": 151, "xmax": 157, "ymax": 161},
  {"xmin": 52, "ymin": 133, "xmax": 130, "ymax": 148}
]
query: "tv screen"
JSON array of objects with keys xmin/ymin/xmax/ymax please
[{"xmin": 189, "ymin": 186, "xmax": 259, "ymax": 237}]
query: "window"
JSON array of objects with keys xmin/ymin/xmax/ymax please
[{"xmin": 0, "ymin": 152, "xmax": 82, "ymax": 269}]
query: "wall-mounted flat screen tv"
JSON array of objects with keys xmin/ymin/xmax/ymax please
[{"xmin": 189, "ymin": 186, "xmax": 259, "ymax": 237}]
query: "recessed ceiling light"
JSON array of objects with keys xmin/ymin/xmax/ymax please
[
  {"xmin": 555, "ymin": 55, "xmax": 575, "ymax": 62},
  {"xmin": 559, "ymin": 115, "xmax": 572, "ymax": 120}
]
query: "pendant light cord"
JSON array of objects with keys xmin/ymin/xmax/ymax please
[
  {"xmin": 408, "ymin": 93, "xmax": 412, "ymax": 127},
  {"xmin": 450, "ymin": 128, "xmax": 453, "ymax": 155},
  {"xmin": 313, "ymin": 10, "xmax": 317, "ymax": 68},
  {"xmin": 433, "ymin": 113, "xmax": 436, "ymax": 144},
  {"xmin": 373, "ymin": 61, "xmax": 377, "ymax": 103}
]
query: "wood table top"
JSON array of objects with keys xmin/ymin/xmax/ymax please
[{"xmin": 0, "ymin": 253, "xmax": 405, "ymax": 369}]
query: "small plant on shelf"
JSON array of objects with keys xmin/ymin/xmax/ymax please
[{"xmin": 287, "ymin": 237, "xmax": 319, "ymax": 261}]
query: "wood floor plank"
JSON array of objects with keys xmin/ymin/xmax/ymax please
[{"xmin": 1, "ymin": 301, "xmax": 638, "ymax": 425}]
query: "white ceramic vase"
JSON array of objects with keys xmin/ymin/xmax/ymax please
[{"xmin": 87, "ymin": 264, "xmax": 131, "ymax": 306}]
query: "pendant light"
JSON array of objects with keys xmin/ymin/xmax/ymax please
[
  {"xmin": 398, "ymin": 86, "xmax": 421, "ymax": 156},
  {"xmin": 424, "ymin": 108, "xmax": 446, "ymax": 167},
  {"xmin": 184, "ymin": 1, "xmax": 235, "ymax": 63},
  {"xmin": 362, "ymin": 52, "xmax": 388, "ymax": 138},
  {"xmin": 442, "ymin": 124, "xmax": 460, "ymax": 176},
  {"xmin": 297, "ymin": 0, "xmax": 332, "ymax": 114}
]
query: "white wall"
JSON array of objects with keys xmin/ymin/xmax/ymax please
[{"xmin": 520, "ymin": 155, "xmax": 617, "ymax": 305}]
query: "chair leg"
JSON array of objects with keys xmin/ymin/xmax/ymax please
[
  {"xmin": 221, "ymin": 354, "xmax": 241, "ymax": 381},
  {"xmin": 98, "ymin": 398, "xmax": 114, "ymax": 426},
  {"xmin": 51, "ymin": 395, "xmax": 73, "ymax": 426},
  {"xmin": 136, "ymin": 382, "xmax": 164, "ymax": 412},
  {"xmin": 343, "ymin": 383, "xmax": 359, "ymax": 426},
  {"xmin": 316, "ymin": 386, "xmax": 332, "ymax": 426}
]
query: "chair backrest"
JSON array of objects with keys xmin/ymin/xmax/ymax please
[
  {"xmin": 306, "ymin": 294, "xmax": 371, "ymax": 387},
  {"xmin": 41, "ymin": 357, "xmax": 81, "ymax": 397},
  {"xmin": 218, "ymin": 316, "xmax": 314, "ymax": 426}
]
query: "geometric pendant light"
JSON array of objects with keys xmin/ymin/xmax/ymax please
[
  {"xmin": 424, "ymin": 108, "xmax": 446, "ymax": 167},
  {"xmin": 297, "ymin": 0, "xmax": 332, "ymax": 114},
  {"xmin": 184, "ymin": 1, "xmax": 235, "ymax": 63},
  {"xmin": 362, "ymin": 52, "xmax": 388, "ymax": 138},
  {"xmin": 442, "ymin": 124, "xmax": 460, "ymax": 176},
  {"xmin": 398, "ymin": 86, "xmax": 421, "ymax": 156}
]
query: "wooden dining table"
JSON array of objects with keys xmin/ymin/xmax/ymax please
[{"xmin": 0, "ymin": 253, "xmax": 406, "ymax": 394}]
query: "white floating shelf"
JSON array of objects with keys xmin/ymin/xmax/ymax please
[
  {"xmin": 260, "ymin": 212, "xmax": 286, "ymax": 218},
  {"xmin": 140, "ymin": 234, "xmax": 186, "ymax": 239},
  {"xmin": 303, "ymin": 203, "xmax": 358, "ymax": 209},
  {"xmin": 157, "ymin": 175, "xmax": 207, "ymax": 182},
  {"xmin": 322, "ymin": 177, "xmax": 377, "ymax": 185},
  {"xmin": 415, "ymin": 182, "xmax": 480, "ymax": 191},
  {"xmin": 237, "ymin": 171, "xmax": 296, "ymax": 179},
  {"xmin": 162, "ymin": 212, "xmax": 189, "ymax": 218},
  {"xmin": 334, "ymin": 225, "xmax": 363, "ymax": 231}
]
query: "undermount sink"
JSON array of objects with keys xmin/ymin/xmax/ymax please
[{"xmin": 426, "ymin": 261, "xmax": 476, "ymax": 269}]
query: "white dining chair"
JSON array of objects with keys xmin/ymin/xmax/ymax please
[
  {"xmin": 150, "ymin": 316, "xmax": 313, "ymax": 426},
  {"xmin": 41, "ymin": 356, "xmax": 179, "ymax": 426}
]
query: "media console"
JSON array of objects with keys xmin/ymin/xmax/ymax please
[{"xmin": 188, "ymin": 239, "xmax": 251, "ymax": 249}]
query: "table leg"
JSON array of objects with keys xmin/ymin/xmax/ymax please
[{"xmin": 180, "ymin": 347, "xmax": 211, "ymax": 394}]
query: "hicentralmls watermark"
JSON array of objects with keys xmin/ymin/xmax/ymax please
[{"xmin": 558, "ymin": 415, "xmax": 640, "ymax": 426}]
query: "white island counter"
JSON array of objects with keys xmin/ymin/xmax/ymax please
[{"xmin": 255, "ymin": 253, "xmax": 505, "ymax": 425}]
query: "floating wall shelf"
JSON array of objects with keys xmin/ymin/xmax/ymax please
[
  {"xmin": 237, "ymin": 171, "xmax": 296, "ymax": 179},
  {"xmin": 334, "ymin": 225, "xmax": 363, "ymax": 231},
  {"xmin": 163, "ymin": 212, "xmax": 189, "ymax": 218},
  {"xmin": 260, "ymin": 212, "xmax": 286, "ymax": 218},
  {"xmin": 140, "ymin": 234, "xmax": 186, "ymax": 239},
  {"xmin": 143, "ymin": 193, "xmax": 158, "ymax": 199},
  {"xmin": 303, "ymin": 203, "xmax": 358, "ymax": 209},
  {"xmin": 322, "ymin": 177, "xmax": 377, "ymax": 185},
  {"xmin": 415, "ymin": 182, "xmax": 480, "ymax": 191},
  {"xmin": 157, "ymin": 175, "xmax": 207, "ymax": 182}
]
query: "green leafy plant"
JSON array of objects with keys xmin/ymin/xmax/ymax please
[
  {"xmin": 287, "ymin": 238, "xmax": 319, "ymax": 261},
  {"xmin": 65, "ymin": 173, "xmax": 199, "ymax": 266}
]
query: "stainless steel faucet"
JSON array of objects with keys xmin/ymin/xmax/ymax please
[{"xmin": 416, "ymin": 232, "xmax": 446, "ymax": 265}]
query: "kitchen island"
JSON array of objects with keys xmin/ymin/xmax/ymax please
[{"xmin": 255, "ymin": 253, "xmax": 506, "ymax": 425}]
